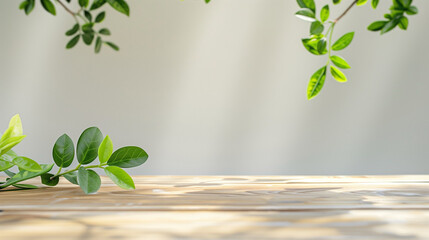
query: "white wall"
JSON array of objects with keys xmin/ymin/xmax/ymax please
[{"xmin": 1, "ymin": 0, "xmax": 428, "ymax": 175}]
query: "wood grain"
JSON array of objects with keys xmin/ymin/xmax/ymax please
[{"xmin": 1, "ymin": 176, "xmax": 429, "ymax": 239}]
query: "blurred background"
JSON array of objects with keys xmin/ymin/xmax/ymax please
[{"xmin": 1, "ymin": 0, "xmax": 428, "ymax": 175}]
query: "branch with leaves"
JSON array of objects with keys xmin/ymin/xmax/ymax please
[
  {"xmin": 0, "ymin": 115, "xmax": 149, "ymax": 194},
  {"xmin": 296, "ymin": 0, "xmax": 419, "ymax": 100}
]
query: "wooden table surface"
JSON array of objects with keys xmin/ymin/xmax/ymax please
[{"xmin": 1, "ymin": 175, "xmax": 429, "ymax": 239}]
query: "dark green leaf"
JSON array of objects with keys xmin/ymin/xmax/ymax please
[
  {"xmin": 295, "ymin": 8, "xmax": 315, "ymax": 22},
  {"xmin": 82, "ymin": 23, "xmax": 94, "ymax": 33},
  {"xmin": 41, "ymin": 173, "xmax": 59, "ymax": 186},
  {"xmin": 99, "ymin": 28, "xmax": 111, "ymax": 35},
  {"xmin": 82, "ymin": 33, "xmax": 95, "ymax": 45},
  {"xmin": 13, "ymin": 183, "xmax": 38, "ymax": 189},
  {"xmin": 332, "ymin": 32, "xmax": 354, "ymax": 51},
  {"xmin": 105, "ymin": 42, "xmax": 119, "ymax": 51},
  {"xmin": 41, "ymin": 0, "xmax": 56, "ymax": 15},
  {"xmin": 104, "ymin": 166, "xmax": 135, "ymax": 190},
  {"xmin": 66, "ymin": 35, "xmax": 80, "ymax": 49},
  {"xmin": 0, "ymin": 164, "xmax": 54, "ymax": 189},
  {"xmin": 296, "ymin": 0, "xmax": 315, "ymax": 13},
  {"xmin": 333, "ymin": 0, "xmax": 341, "ymax": 5},
  {"xmin": 317, "ymin": 38, "xmax": 326, "ymax": 54},
  {"xmin": 12, "ymin": 156, "xmax": 42, "ymax": 172},
  {"xmin": 63, "ymin": 172, "xmax": 78, "ymax": 185},
  {"xmin": 367, "ymin": 21, "xmax": 387, "ymax": 31},
  {"xmin": 320, "ymin": 5, "xmax": 329, "ymax": 23},
  {"xmin": 381, "ymin": 18, "xmax": 399, "ymax": 34},
  {"xmin": 19, "ymin": 1, "xmax": 28, "ymax": 10},
  {"xmin": 330, "ymin": 65, "xmax": 347, "ymax": 82},
  {"xmin": 65, "ymin": 24, "xmax": 79, "ymax": 36},
  {"xmin": 77, "ymin": 127, "xmax": 103, "ymax": 165},
  {"xmin": 310, "ymin": 21, "xmax": 324, "ymax": 35},
  {"xmin": 77, "ymin": 167, "xmax": 101, "ymax": 194},
  {"xmin": 95, "ymin": 11, "xmax": 106, "ymax": 23},
  {"xmin": 90, "ymin": 0, "xmax": 106, "ymax": 10},
  {"xmin": 107, "ymin": 0, "xmax": 130, "ymax": 16},
  {"xmin": 107, "ymin": 146, "xmax": 148, "ymax": 168},
  {"xmin": 4, "ymin": 170, "xmax": 16, "ymax": 178},
  {"xmin": 95, "ymin": 37, "xmax": 102, "ymax": 53},
  {"xmin": 330, "ymin": 55, "xmax": 351, "ymax": 69},
  {"xmin": 84, "ymin": 10, "xmax": 92, "ymax": 22},
  {"xmin": 406, "ymin": 6, "xmax": 418, "ymax": 15},
  {"xmin": 25, "ymin": 0, "xmax": 35, "ymax": 15},
  {"xmin": 52, "ymin": 134, "xmax": 75, "ymax": 168},
  {"xmin": 307, "ymin": 66, "xmax": 327, "ymax": 100},
  {"xmin": 79, "ymin": 0, "xmax": 89, "ymax": 8},
  {"xmin": 302, "ymin": 37, "xmax": 327, "ymax": 55}
]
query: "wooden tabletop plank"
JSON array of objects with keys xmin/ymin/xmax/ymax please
[{"xmin": 1, "ymin": 176, "xmax": 429, "ymax": 239}]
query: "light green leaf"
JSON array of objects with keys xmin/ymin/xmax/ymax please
[
  {"xmin": 107, "ymin": 146, "xmax": 148, "ymax": 168},
  {"xmin": 41, "ymin": 0, "xmax": 56, "ymax": 15},
  {"xmin": 406, "ymin": 6, "xmax": 418, "ymax": 15},
  {"xmin": 330, "ymin": 65, "xmax": 347, "ymax": 82},
  {"xmin": 106, "ymin": 0, "xmax": 130, "ymax": 16},
  {"xmin": 0, "ymin": 114, "xmax": 23, "ymax": 143},
  {"xmin": 296, "ymin": 0, "xmax": 315, "ymax": 13},
  {"xmin": 307, "ymin": 66, "xmax": 327, "ymax": 100},
  {"xmin": 12, "ymin": 156, "xmax": 42, "ymax": 172},
  {"xmin": 104, "ymin": 166, "xmax": 135, "ymax": 190},
  {"xmin": 0, "ymin": 150, "xmax": 18, "ymax": 162},
  {"xmin": 371, "ymin": 0, "xmax": 379, "ymax": 9},
  {"xmin": 295, "ymin": 8, "xmax": 315, "ymax": 22},
  {"xmin": 0, "ymin": 159, "xmax": 14, "ymax": 172},
  {"xmin": 77, "ymin": 167, "xmax": 101, "ymax": 194},
  {"xmin": 320, "ymin": 5, "xmax": 329, "ymax": 23},
  {"xmin": 52, "ymin": 134, "xmax": 75, "ymax": 168},
  {"xmin": 79, "ymin": 0, "xmax": 89, "ymax": 8},
  {"xmin": 98, "ymin": 135, "xmax": 113, "ymax": 164},
  {"xmin": 0, "ymin": 135, "xmax": 26, "ymax": 155},
  {"xmin": 367, "ymin": 21, "xmax": 387, "ymax": 31},
  {"xmin": 332, "ymin": 32, "xmax": 354, "ymax": 51},
  {"xmin": 356, "ymin": 0, "xmax": 368, "ymax": 6},
  {"xmin": 330, "ymin": 55, "xmax": 351, "ymax": 69},
  {"xmin": 398, "ymin": 16, "xmax": 408, "ymax": 30},
  {"xmin": 77, "ymin": 127, "xmax": 103, "ymax": 165},
  {"xmin": 0, "ymin": 164, "xmax": 54, "ymax": 188}
]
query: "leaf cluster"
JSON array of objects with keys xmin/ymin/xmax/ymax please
[{"xmin": 0, "ymin": 115, "xmax": 148, "ymax": 194}]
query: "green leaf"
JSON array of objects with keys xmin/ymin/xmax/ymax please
[
  {"xmin": 367, "ymin": 21, "xmax": 387, "ymax": 31},
  {"xmin": 41, "ymin": 173, "xmax": 59, "ymax": 186},
  {"xmin": 333, "ymin": 0, "xmax": 341, "ymax": 4},
  {"xmin": 307, "ymin": 66, "xmax": 326, "ymax": 100},
  {"xmin": 77, "ymin": 167, "xmax": 101, "ymax": 194},
  {"xmin": 65, "ymin": 24, "xmax": 79, "ymax": 36},
  {"xmin": 105, "ymin": 42, "xmax": 119, "ymax": 51},
  {"xmin": 79, "ymin": 0, "xmax": 89, "ymax": 8},
  {"xmin": 296, "ymin": 0, "xmax": 315, "ymax": 13},
  {"xmin": 330, "ymin": 55, "xmax": 351, "ymax": 69},
  {"xmin": 12, "ymin": 157, "xmax": 42, "ymax": 172},
  {"xmin": 19, "ymin": 1, "xmax": 28, "ymax": 10},
  {"xmin": 0, "ymin": 136, "xmax": 26, "ymax": 156},
  {"xmin": 302, "ymin": 37, "xmax": 327, "ymax": 55},
  {"xmin": 0, "ymin": 159, "xmax": 14, "ymax": 172},
  {"xmin": 66, "ymin": 35, "xmax": 80, "ymax": 49},
  {"xmin": 84, "ymin": 10, "xmax": 92, "ymax": 22},
  {"xmin": 295, "ymin": 8, "xmax": 315, "ymax": 22},
  {"xmin": 310, "ymin": 21, "xmax": 324, "ymax": 35},
  {"xmin": 332, "ymin": 32, "xmax": 354, "ymax": 51},
  {"xmin": 1, "ymin": 114, "xmax": 24, "ymax": 143},
  {"xmin": 107, "ymin": 146, "xmax": 148, "ymax": 168},
  {"xmin": 52, "ymin": 134, "xmax": 75, "ymax": 168},
  {"xmin": 40, "ymin": 0, "xmax": 56, "ymax": 16},
  {"xmin": 317, "ymin": 38, "xmax": 327, "ymax": 54},
  {"xmin": 25, "ymin": 0, "xmax": 35, "ymax": 15},
  {"xmin": 4, "ymin": 170, "xmax": 16, "ymax": 178},
  {"xmin": 95, "ymin": 11, "xmax": 106, "ymax": 23},
  {"xmin": 330, "ymin": 65, "xmax": 347, "ymax": 82},
  {"xmin": 104, "ymin": 166, "xmax": 135, "ymax": 190},
  {"xmin": 99, "ymin": 28, "xmax": 111, "ymax": 35},
  {"xmin": 63, "ymin": 172, "xmax": 78, "ymax": 185},
  {"xmin": 98, "ymin": 135, "xmax": 113, "ymax": 164},
  {"xmin": 90, "ymin": 0, "xmax": 106, "ymax": 10},
  {"xmin": 356, "ymin": 0, "xmax": 368, "ymax": 6},
  {"xmin": 95, "ymin": 37, "xmax": 102, "ymax": 53},
  {"xmin": 381, "ymin": 18, "xmax": 399, "ymax": 34},
  {"xmin": 82, "ymin": 23, "xmax": 94, "ymax": 33},
  {"xmin": 320, "ymin": 5, "xmax": 329, "ymax": 23},
  {"xmin": 398, "ymin": 16, "xmax": 408, "ymax": 30},
  {"xmin": 77, "ymin": 127, "xmax": 103, "ymax": 165},
  {"xmin": 82, "ymin": 33, "xmax": 95, "ymax": 45},
  {"xmin": 0, "ymin": 150, "xmax": 17, "ymax": 162},
  {"xmin": 0, "ymin": 164, "xmax": 54, "ymax": 188},
  {"xmin": 371, "ymin": 0, "xmax": 379, "ymax": 9},
  {"xmin": 13, "ymin": 183, "xmax": 38, "ymax": 189},
  {"xmin": 406, "ymin": 6, "xmax": 418, "ymax": 15},
  {"xmin": 205, "ymin": 0, "xmax": 211, "ymax": 3},
  {"xmin": 107, "ymin": 0, "xmax": 130, "ymax": 16}
]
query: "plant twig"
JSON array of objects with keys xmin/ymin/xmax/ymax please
[
  {"xmin": 56, "ymin": 0, "xmax": 76, "ymax": 16},
  {"xmin": 334, "ymin": 0, "xmax": 358, "ymax": 23}
]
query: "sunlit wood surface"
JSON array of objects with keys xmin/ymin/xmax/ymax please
[{"xmin": 1, "ymin": 176, "xmax": 429, "ymax": 239}]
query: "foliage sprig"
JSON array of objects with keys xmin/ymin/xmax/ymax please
[
  {"xmin": 296, "ymin": 0, "xmax": 419, "ymax": 100},
  {"xmin": 0, "ymin": 115, "xmax": 148, "ymax": 194}
]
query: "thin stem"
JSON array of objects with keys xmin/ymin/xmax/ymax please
[
  {"xmin": 55, "ymin": 166, "xmax": 63, "ymax": 176},
  {"xmin": 53, "ymin": 163, "xmax": 107, "ymax": 178},
  {"xmin": 334, "ymin": 0, "xmax": 358, "ymax": 23},
  {"xmin": 55, "ymin": 0, "xmax": 77, "ymax": 16}
]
